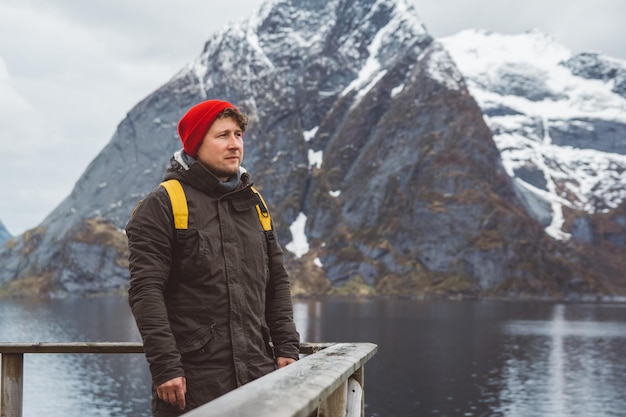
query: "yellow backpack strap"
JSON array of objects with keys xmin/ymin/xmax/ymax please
[
  {"xmin": 160, "ymin": 179, "xmax": 188, "ymax": 239},
  {"xmin": 251, "ymin": 186, "xmax": 275, "ymax": 241}
]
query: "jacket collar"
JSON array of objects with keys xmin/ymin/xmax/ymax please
[{"xmin": 164, "ymin": 150, "xmax": 250, "ymax": 196}]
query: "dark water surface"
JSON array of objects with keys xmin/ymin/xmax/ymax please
[{"xmin": 1, "ymin": 297, "xmax": 626, "ymax": 416}]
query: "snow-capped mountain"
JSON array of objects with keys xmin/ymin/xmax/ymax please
[
  {"xmin": 0, "ymin": 0, "xmax": 624, "ymax": 299},
  {"xmin": 440, "ymin": 29, "xmax": 626, "ymax": 241}
]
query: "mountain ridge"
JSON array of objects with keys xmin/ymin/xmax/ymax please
[{"xmin": 0, "ymin": 0, "xmax": 624, "ymax": 299}]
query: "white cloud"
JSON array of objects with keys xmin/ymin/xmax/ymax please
[
  {"xmin": 416, "ymin": 0, "xmax": 626, "ymax": 59},
  {"xmin": 0, "ymin": 56, "xmax": 70, "ymax": 236},
  {"xmin": 0, "ymin": 58, "xmax": 52, "ymax": 152},
  {"xmin": 0, "ymin": 0, "xmax": 265, "ymax": 235}
]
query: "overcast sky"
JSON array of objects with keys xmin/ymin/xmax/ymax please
[{"xmin": 1, "ymin": 0, "xmax": 625, "ymax": 236}]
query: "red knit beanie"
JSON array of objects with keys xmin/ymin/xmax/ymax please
[{"xmin": 177, "ymin": 99, "xmax": 235, "ymax": 156}]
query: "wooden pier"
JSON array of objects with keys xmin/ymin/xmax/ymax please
[{"xmin": 0, "ymin": 342, "xmax": 377, "ymax": 417}]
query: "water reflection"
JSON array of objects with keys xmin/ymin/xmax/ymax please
[
  {"xmin": 292, "ymin": 299, "xmax": 626, "ymax": 417},
  {"xmin": 496, "ymin": 303, "xmax": 626, "ymax": 417},
  {"xmin": 548, "ymin": 304, "xmax": 565, "ymax": 417},
  {"xmin": 0, "ymin": 298, "xmax": 150, "ymax": 417},
  {"xmin": 2, "ymin": 298, "xmax": 626, "ymax": 417}
]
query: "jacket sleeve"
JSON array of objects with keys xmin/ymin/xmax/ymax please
[
  {"xmin": 126, "ymin": 188, "xmax": 184, "ymax": 386},
  {"xmin": 265, "ymin": 227, "xmax": 300, "ymax": 360}
]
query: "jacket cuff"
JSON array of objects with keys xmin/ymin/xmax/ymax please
[
  {"xmin": 274, "ymin": 343, "xmax": 300, "ymax": 360},
  {"xmin": 152, "ymin": 365, "xmax": 185, "ymax": 387}
]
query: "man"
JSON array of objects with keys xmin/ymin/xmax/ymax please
[{"xmin": 127, "ymin": 99, "xmax": 300, "ymax": 416}]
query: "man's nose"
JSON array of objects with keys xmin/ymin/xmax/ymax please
[{"xmin": 227, "ymin": 134, "xmax": 242, "ymax": 148}]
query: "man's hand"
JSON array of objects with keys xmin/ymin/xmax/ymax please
[
  {"xmin": 276, "ymin": 356, "xmax": 296, "ymax": 368},
  {"xmin": 157, "ymin": 376, "xmax": 187, "ymax": 410}
]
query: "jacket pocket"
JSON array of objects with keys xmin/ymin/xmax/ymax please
[
  {"xmin": 167, "ymin": 307, "xmax": 216, "ymax": 354},
  {"xmin": 178, "ymin": 322, "xmax": 216, "ymax": 354},
  {"xmin": 180, "ymin": 323, "xmax": 224, "ymax": 367},
  {"xmin": 177, "ymin": 229, "xmax": 218, "ymax": 277}
]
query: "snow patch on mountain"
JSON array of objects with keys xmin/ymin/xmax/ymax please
[
  {"xmin": 286, "ymin": 212, "xmax": 309, "ymax": 258},
  {"xmin": 424, "ymin": 42, "xmax": 465, "ymax": 91},
  {"xmin": 441, "ymin": 29, "xmax": 626, "ymax": 240}
]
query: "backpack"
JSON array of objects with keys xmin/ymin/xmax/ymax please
[{"xmin": 159, "ymin": 179, "xmax": 275, "ymax": 243}]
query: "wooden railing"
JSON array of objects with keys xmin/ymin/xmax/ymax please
[{"xmin": 0, "ymin": 342, "xmax": 377, "ymax": 417}]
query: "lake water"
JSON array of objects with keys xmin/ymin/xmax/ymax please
[{"xmin": 1, "ymin": 297, "xmax": 626, "ymax": 417}]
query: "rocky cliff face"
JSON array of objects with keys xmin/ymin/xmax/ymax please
[
  {"xmin": 440, "ymin": 30, "xmax": 626, "ymax": 291},
  {"xmin": 0, "ymin": 221, "xmax": 10, "ymax": 246},
  {"xmin": 0, "ymin": 0, "xmax": 623, "ymax": 299}
]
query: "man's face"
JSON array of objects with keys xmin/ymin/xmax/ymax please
[{"xmin": 196, "ymin": 116, "xmax": 244, "ymax": 181}]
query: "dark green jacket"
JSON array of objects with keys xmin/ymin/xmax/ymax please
[{"xmin": 127, "ymin": 157, "xmax": 300, "ymax": 390}]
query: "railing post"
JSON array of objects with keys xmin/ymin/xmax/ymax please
[
  {"xmin": 352, "ymin": 366, "xmax": 365, "ymax": 417},
  {"xmin": 1, "ymin": 353, "xmax": 24, "ymax": 417},
  {"xmin": 317, "ymin": 379, "xmax": 347, "ymax": 417},
  {"xmin": 346, "ymin": 378, "xmax": 363, "ymax": 417}
]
